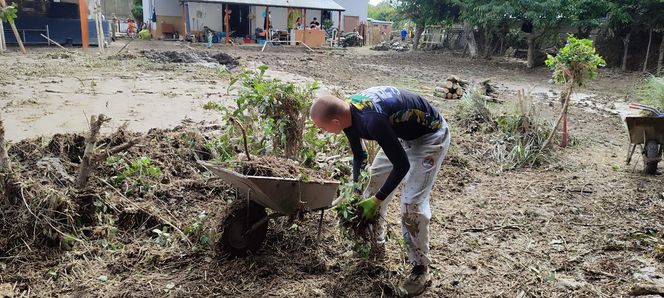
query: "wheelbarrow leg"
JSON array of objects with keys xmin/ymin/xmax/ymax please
[{"xmin": 627, "ymin": 143, "xmax": 637, "ymax": 165}]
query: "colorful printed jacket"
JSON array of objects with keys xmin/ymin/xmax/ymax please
[{"xmin": 343, "ymin": 86, "xmax": 447, "ymax": 200}]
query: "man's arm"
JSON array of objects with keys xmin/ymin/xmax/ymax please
[
  {"xmin": 366, "ymin": 115, "xmax": 410, "ymax": 201},
  {"xmin": 344, "ymin": 128, "xmax": 368, "ymax": 183}
]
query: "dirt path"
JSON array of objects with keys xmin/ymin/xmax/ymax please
[
  {"xmin": 1, "ymin": 41, "xmax": 662, "ymax": 297},
  {"xmin": 0, "ymin": 43, "xmax": 338, "ymax": 141}
]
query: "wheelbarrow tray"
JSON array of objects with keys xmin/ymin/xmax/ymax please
[
  {"xmin": 625, "ymin": 117, "xmax": 664, "ymax": 144},
  {"xmin": 199, "ymin": 161, "xmax": 340, "ymax": 215}
]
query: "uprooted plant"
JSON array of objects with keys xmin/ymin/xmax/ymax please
[
  {"xmin": 491, "ymin": 90, "xmax": 552, "ymax": 169},
  {"xmin": 204, "ymin": 65, "xmax": 351, "ymax": 177},
  {"xmin": 333, "ymin": 170, "xmax": 377, "ymax": 258}
]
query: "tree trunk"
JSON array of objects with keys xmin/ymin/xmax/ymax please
[
  {"xmin": 413, "ymin": 20, "xmax": 425, "ymax": 51},
  {"xmin": 622, "ymin": 31, "xmax": 631, "ymax": 71},
  {"xmin": 8, "ymin": 21, "xmax": 26, "ymax": 54},
  {"xmin": 463, "ymin": 21, "xmax": 477, "ymax": 59},
  {"xmin": 483, "ymin": 28, "xmax": 493, "ymax": 59},
  {"xmin": 643, "ymin": 28, "xmax": 653, "ymax": 72},
  {"xmin": 0, "ymin": 115, "xmax": 9, "ymax": 172},
  {"xmin": 657, "ymin": 31, "xmax": 664, "ymax": 75},
  {"xmin": 0, "ymin": 21, "xmax": 5, "ymax": 52},
  {"xmin": 526, "ymin": 33, "xmax": 536, "ymax": 69},
  {"xmin": 76, "ymin": 114, "xmax": 109, "ymax": 189},
  {"xmin": 542, "ymin": 82, "xmax": 573, "ymax": 150}
]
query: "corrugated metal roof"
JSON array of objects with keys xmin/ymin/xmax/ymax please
[{"xmin": 179, "ymin": 0, "xmax": 345, "ymax": 11}]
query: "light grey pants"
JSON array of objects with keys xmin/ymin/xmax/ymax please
[{"xmin": 364, "ymin": 127, "xmax": 450, "ymax": 266}]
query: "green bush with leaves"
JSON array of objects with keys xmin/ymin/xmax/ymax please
[
  {"xmin": 546, "ymin": 35, "xmax": 606, "ymax": 87},
  {"xmin": 638, "ymin": 76, "xmax": 664, "ymax": 111}
]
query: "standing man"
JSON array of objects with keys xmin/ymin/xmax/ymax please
[{"xmin": 310, "ymin": 86, "xmax": 450, "ymax": 297}]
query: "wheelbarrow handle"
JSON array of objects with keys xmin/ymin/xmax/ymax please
[{"xmin": 629, "ymin": 102, "xmax": 664, "ymax": 117}]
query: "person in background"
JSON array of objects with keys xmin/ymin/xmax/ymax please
[
  {"xmin": 401, "ymin": 28, "xmax": 407, "ymax": 42},
  {"xmin": 126, "ymin": 18, "xmax": 137, "ymax": 38},
  {"xmin": 310, "ymin": 17, "xmax": 320, "ymax": 29},
  {"xmin": 295, "ymin": 17, "xmax": 304, "ymax": 30},
  {"xmin": 110, "ymin": 13, "xmax": 118, "ymax": 42}
]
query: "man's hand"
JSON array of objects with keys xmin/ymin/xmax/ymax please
[{"xmin": 357, "ymin": 197, "xmax": 381, "ymax": 220}]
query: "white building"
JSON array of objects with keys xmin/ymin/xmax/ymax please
[{"xmin": 143, "ymin": 0, "xmax": 368, "ymax": 39}]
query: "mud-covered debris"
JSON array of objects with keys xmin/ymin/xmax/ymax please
[
  {"xmin": 370, "ymin": 41, "xmax": 409, "ymax": 52},
  {"xmin": 141, "ymin": 50, "xmax": 239, "ymax": 69}
]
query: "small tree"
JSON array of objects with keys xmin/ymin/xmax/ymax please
[
  {"xmin": 0, "ymin": 2, "xmax": 25, "ymax": 53},
  {"xmin": 543, "ymin": 35, "xmax": 605, "ymax": 148}
]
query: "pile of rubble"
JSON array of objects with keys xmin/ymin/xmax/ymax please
[{"xmin": 370, "ymin": 41, "xmax": 410, "ymax": 52}]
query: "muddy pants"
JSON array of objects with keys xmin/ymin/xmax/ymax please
[{"xmin": 364, "ymin": 127, "xmax": 450, "ymax": 266}]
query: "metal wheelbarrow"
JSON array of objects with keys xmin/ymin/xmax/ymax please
[
  {"xmin": 625, "ymin": 103, "xmax": 664, "ymax": 175},
  {"xmin": 199, "ymin": 161, "xmax": 340, "ymax": 257}
]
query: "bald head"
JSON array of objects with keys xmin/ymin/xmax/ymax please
[{"xmin": 310, "ymin": 95, "xmax": 351, "ymax": 134}]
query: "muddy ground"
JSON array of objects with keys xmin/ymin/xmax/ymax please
[{"xmin": 0, "ymin": 40, "xmax": 663, "ymax": 297}]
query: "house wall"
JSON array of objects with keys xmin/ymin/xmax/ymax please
[
  {"xmin": 102, "ymin": 0, "xmax": 132, "ymax": 19},
  {"xmin": 186, "ymin": 2, "xmax": 224, "ymax": 32},
  {"xmin": 332, "ymin": 0, "xmax": 368, "ymax": 32}
]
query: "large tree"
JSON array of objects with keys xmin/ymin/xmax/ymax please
[
  {"xmin": 605, "ymin": 0, "xmax": 648, "ymax": 71},
  {"xmin": 510, "ymin": 0, "xmax": 574, "ymax": 68},
  {"xmin": 396, "ymin": 0, "xmax": 459, "ymax": 50},
  {"xmin": 570, "ymin": 0, "xmax": 609, "ymax": 38},
  {"xmin": 455, "ymin": 0, "xmax": 514, "ymax": 59},
  {"xmin": 368, "ymin": 1, "xmax": 402, "ymax": 26}
]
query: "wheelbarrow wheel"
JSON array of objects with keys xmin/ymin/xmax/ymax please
[
  {"xmin": 644, "ymin": 140, "xmax": 661, "ymax": 175},
  {"xmin": 220, "ymin": 201, "xmax": 268, "ymax": 257}
]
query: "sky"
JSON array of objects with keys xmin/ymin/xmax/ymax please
[{"xmin": 369, "ymin": 0, "xmax": 382, "ymax": 5}]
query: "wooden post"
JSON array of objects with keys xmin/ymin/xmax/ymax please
[
  {"xmin": 78, "ymin": 0, "xmax": 89, "ymax": 49},
  {"xmin": 303, "ymin": 9, "xmax": 306, "ymax": 27},
  {"xmin": 224, "ymin": 4, "xmax": 230, "ymax": 44},
  {"xmin": 0, "ymin": 0, "xmax": 26, "ymax": 53},
  {"xmin": 265, "ymin": 6, "xmax": 270, "ymax": 40},
  {"xmin": 561, "ymin": 112, "xmax": 567, "ymax": 147},
  {"xmin": 337, "ymin": 11, "xmax": 341, "ymax": 44},
  {"xmin": 181, "ymin": 3, "xmax": 187, "ymax": 37}
]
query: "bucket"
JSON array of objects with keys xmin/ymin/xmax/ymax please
[{"xmin": 258, "ymin": 38, "xmax": 265, "ymax": 45}]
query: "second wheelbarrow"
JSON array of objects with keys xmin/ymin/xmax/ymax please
[
  {"xmin": 625, "ymin": 103, "xmax": 664, "ymax": 175},
  {"xmin": 199, "ymin": 161, "xmax": 340, "ymax": 257}
]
